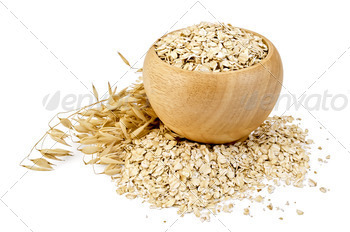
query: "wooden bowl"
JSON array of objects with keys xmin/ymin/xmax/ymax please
[{"xmin": 143, "ymin": 28, "xmax": 283, "ymax": 144}]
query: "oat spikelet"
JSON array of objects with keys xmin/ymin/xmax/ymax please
[
  {"xmin": 117, "ymin": 51, "xmax": 131, "ymax": 67},
  {"xmin": 21, "ymin": 165, "xmax": 52, "ymax": 171},
  {"xmin": 59, "ymin": 118, "xmax": 73, "ymax": 129},
  {"xmin": 22, "ymin": 78, "xmax": 156, "ymax": 172},
  {"xmin": 92, "ymin": 84, "xmax": 99, "ymax": 101},
  {"xmin": 49, "ymin": 133, "xmax": 70, "ymax": 146},
  {"xmin": 80, "ymin": 146, "xmax": 103, "ymax": 155},
  {"xmin": 30, "ymin": 158, "xmax": 54, "ymax": 169},
  {"xmin": 108, "ymin": 82, "xmax": 113, "ymax": 96}
]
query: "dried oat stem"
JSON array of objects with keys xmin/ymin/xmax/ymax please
[{"xmin": 20, "ymin": 98, "xmax": 109, "ymax": 167}]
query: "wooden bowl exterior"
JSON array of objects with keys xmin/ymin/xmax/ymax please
[{"xmin": 143, "ymin": 29, "xmax": 283, "ymax": 144}]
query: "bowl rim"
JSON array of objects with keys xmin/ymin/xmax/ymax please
[{"xmin": 149, "ymin": 26, "xmax": 274, "ymax": 75}]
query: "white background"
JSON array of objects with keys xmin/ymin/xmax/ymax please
[{"xmin": 1, "ymin": 0, "xmax": 350, "ymax": 231}]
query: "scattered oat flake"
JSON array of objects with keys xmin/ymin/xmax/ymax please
[
  {"xmin": 308, "ymin": 179, "xmax": 317, "ymax": 187},
  {"xmin": 267, "ymin": 204, "xmax": 273, "ymax": 210},
  {"xmin": 319, "ymin": 187, "xmax": 327, "ymax": 193},
  {"xmin": 296, "ymin": 209, "xmax": 304, "ymax": 215},
  {"xmin": 243, "ymin": 208, "xmax": 250, "ymax": 215},
  {"xmin": 254, "ymin": 195, "xmax": 264, "ymax": 203},
  {"xmin": 223, "ymin": 205, "xmax": 230, "ymax": 213},
  {"xmin": 268, "ymin": 185, "xmax": 275, "ymax": 194},
  {"xmin": 326, "ymin": 155, "xmax": 330, "ymax": 159},
  {"xmin": 200, "ymin": 213, "xmax": 210, "ymax": 222},
  {"xmin": 279, "ymin": 217, "xmax": 283, "ymax": 220}
]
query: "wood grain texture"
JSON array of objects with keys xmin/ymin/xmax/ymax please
[{"xmin": 143, "ymin": 28, "xmax": 283, "ymax": 144}]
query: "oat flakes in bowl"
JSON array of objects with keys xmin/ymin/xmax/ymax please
[{"xmin": 154, "ymin": 22, "xmax": 268, "ymax": 72}]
